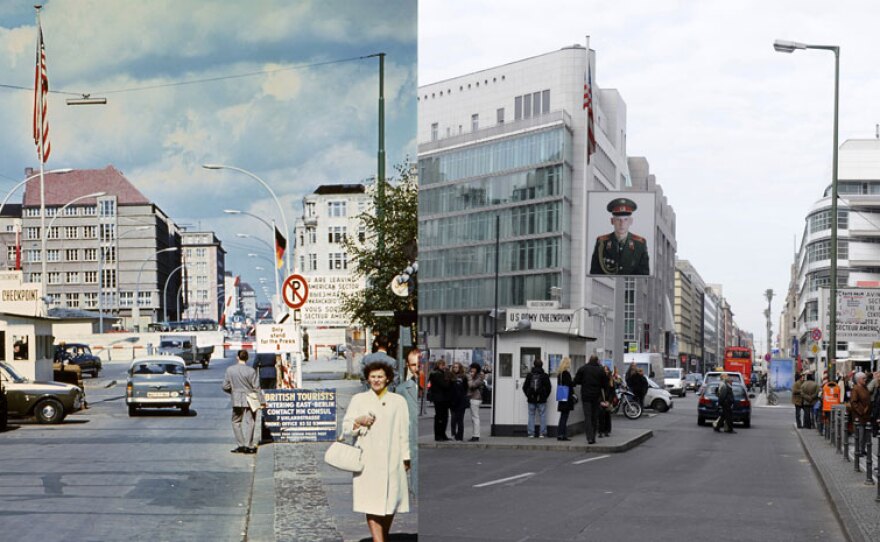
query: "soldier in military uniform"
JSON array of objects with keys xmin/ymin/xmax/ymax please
[{"xmin": 590, "ymin": 197, "xmax": 649, "ymax": 275}]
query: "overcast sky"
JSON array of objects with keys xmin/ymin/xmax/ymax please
[
  {"xmin": 420, "ymin": 0, "xmax": 880, "ymax": 350},
  {"xmin": 0, "ymin": 0, "xmax": 416, "ymax": 307}
]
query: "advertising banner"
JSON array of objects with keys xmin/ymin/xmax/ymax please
[
  {"xmin": 262, "ymin": 389, "xmax": 337, "ymax": 442},
  {"xmin": 587, "ymin": 191, "xmax": 656, "ymax": 277},
  {"xmin": 770, "ymin": 359, "xmax": 794, "ymax": 391}
]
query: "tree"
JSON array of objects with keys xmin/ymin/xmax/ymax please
[{"xmin": 340, "ymin": 162, "xmax": 417, "ymax": 335}]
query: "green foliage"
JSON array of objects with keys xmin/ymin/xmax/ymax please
[{"xmin": 340, "ymin": 162, "xmax": 417, "ymax": 334}]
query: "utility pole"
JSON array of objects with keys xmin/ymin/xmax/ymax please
[{"xmin": 764, "ymin": 289, "xmax": 774, "ymax": 363}]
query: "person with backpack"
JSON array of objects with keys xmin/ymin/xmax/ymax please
[
  {"xmin": 800, "ymin": 372, "xmax": 819, "ymax": 429},
  {"xmin": 573, "ymin": 354, "xmax": 609, "ymax": 444},
  {"xmin": 523, "ymin": 359, "xmax": 552, "ymax": 438}
]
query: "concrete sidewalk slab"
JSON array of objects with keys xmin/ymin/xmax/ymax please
[
  {"xmin": 419, "ymin": 427, "xmax": 652, "ymax": 453},
  {"xmin": 796, "ymin": 425, "xmax": 880, "ymax": 542}
]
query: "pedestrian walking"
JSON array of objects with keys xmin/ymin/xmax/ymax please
[
  {"xmin": 800, "ymin": 372, "xmax": 819, "ymax": 429},
  {"xmin": 523, "ymin": 359, "xmax": 551, "ymax": 438},
  {"xmin": 556, "ymin": 357, "xmax": 574, "ymax": 441},
  {"xmin": 792, "ymin": 372, "xmax": 804, "ymax": 428},
  {"xmin": 449, "ymin": 362, "xmax": 469, "ymax": 441},
  {"xmin": 598, "ymin": 365, "xmax": 614, "ymax": 438},
  {"xmin": 428, "ymin": 359, "xmax": 451, "ymax": 441},
  {"xmin": 360, "ymin": 335, "xmax": 400, "ymax": 391},
  {"xmin": 573, "ymin": 355, "xmax": 608, "ymax": 444},
  {"xmin": 466, "ymin": 362, "xmax": 484, "ymax": 442},
  {"xmin": 851, "ymin": 372, "xmax": 871, "ymax": 454},
  {"xmin": 222, "ymin": 350, "xmax": 265, "ymax": 454},
  {"xmin": 631, "ymin": 368, "xmax": 649, "ymax": 408},
  {"xmin": 343, "ymin": 361, "xmax": 411, "ymax": 542},
  {"xmin": 715, "ymin": 373, "xmax": 736, "ymax": 434},
  {"xmin": 395, "ymin": 348, "xmax": 421, "ymax": 499}
]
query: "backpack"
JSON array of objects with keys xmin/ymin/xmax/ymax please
[{"xmin": 523, "ymin": 373, "xmax": 540, "ymax": 401}]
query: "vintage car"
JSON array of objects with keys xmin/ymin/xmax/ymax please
[
  {"xmin": 0, "ymin": 361, "xmax": 85, "ymax": 424},
  {"xmin": 126, "ymin": 356, "xmax": 192, "ymax": 416},
  {"xmin": 157, "ymin": 334, "xmax": 214, "ymax": 368},
  {"xmin": 55, "ymin": 343, "xmax": 102, "ymax": 377}
]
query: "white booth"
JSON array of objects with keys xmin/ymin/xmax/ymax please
[{"xmin": 0, "ymin": 270, "xmax": 54, "ymax": 381}]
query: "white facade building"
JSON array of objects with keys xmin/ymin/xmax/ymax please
[{"xmin": 181, "ymin": 231, "xmax": 225, "ymax": 323}]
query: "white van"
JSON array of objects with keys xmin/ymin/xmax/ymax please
[{"xmin": 663, "ymin": 367, "xmax": 686, "ymax": 397}]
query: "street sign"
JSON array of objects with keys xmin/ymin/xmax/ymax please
[
  {"xmin": 811, "ymin": 328, "xmax": 822, "ymax": 342},
  {"xmin": 255, "ymin": 323, "xmax": 298, "ymax": 353},
  {"xmin": 282, "ymin": 274, "xmax": 309, "ymax": 309},
  {"xmin": 811, "ymin": 344, "xmax": 820, "ymax": 354}
]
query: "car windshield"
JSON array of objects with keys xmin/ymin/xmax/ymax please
[
  {"xmin": 705, "ymin": 384, "xmax": 747, "ymax": 400},
  {"xmin": 160, "ymin": 340, "xmax": 183, "ymax": 348},
  {"xmin": 132, "ymin": 363, "xmax": 185, "ymax": 376},
  {"xmin": 664, "ymin": 369, "xmax": 679, "ymax": 379},
  {"xmin": 0, "ymin": 362, "xmax": 26, "ymax": 383}
]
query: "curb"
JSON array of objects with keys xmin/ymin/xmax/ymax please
[
  {"xmin": 246, "ymin": 443, "xmax": 276, "ymax": 541},
  {"xmin": 418, "ymin": 429, "xmax": 652, "ymax": 453}
]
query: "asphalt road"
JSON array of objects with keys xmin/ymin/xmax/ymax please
[
  {"xmin": 0, "ymin": 352, "xmax": 256, "ymax": 542},
  {"xmin": 419, "ymin": 395, "xmax": 847, "ymax": 542}
]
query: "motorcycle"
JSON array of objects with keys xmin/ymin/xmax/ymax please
[{"xmin": 613, "ymin": 387, "xmax": 643, "ymax": 419}]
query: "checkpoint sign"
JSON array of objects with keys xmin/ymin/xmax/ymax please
[
  {"xmin": 282, "ymin": 273, "xmax": 309, "ymax": 309},
  {"xmin": 810, "ymin": 328, "xmax": 822, "ymax": 342}
]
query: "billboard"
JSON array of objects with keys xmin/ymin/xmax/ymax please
[
  {"xmin": 819, "ymin": 287, "xmax": 880, "ymax": 341},
  {"xmin": 299, "ymin": 274, "xmax": 365, "ymax": 327},
  {"xmin": 587, "ymin": 191, "xmax": 656, "ymax": 277}
]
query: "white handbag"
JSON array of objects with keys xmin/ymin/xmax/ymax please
[{"xmin": 324, "ymin": 438, "xmax": 364, "ymax": 473}]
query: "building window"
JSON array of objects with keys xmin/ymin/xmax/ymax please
[
  {"xmin": 84, "ymin": 248, "xmax": 97, "ymax": 261},
  {"xmin": 307, "ymin": 227, "xmax": 316, "ymax": 244},
  {"xmin": 65, "ymin": 272, "xmax": 79, "ymax": 284},
  {"xmin": 328, "ymin": 201, "xmax": 347, "ymax": 217},
  {"xmin": 101, "ymin": 269, "xmax": 116, "ymax": 288},
  {"xmin": 84, "ymin": 226, "xmax": 97, "ymax": 239},
  {"xmin": 497, "ymin": 108, "xmax": 504, "ymax": 124},
  {"xmin": 431, "ymin": 122, "xmax": 438, "ymax": 141},
  {"xmin": 100, "ymin": 246, "xmax": 116, "ymax": 263},
  {"xmin": 299, "ymin": 255, "xmax": 305, "ymax": 271},
  {"xmin": 84, "ymin": 271, "xmax": 98, "ymax": 284},
  {"xmin": 196, "ymin": 248, "xmax": 206, "ymax": 258},
  {"xmin": 305, "ymin": 201, "xmax": 316, "ymax": 218},
  {"xmin": 83, "ymin": 292, "xmax": 98, "ymax": 309},
  {"xmin": 26, "ymin": 249, "xmax": 40, "ymax": 263},
  {"xmin": 138, "ymin": 291, "xmax": 151, "ymax": 307},
  {"xmin": 45, "ymin": 227, "xmax": 59, "ymax": 240},
  {"xmin": 48, "ymin": 272, "xmax": 61, "ymax": 284},
  {"xmin": 83, "ymin": 206, "xmax": 97, "ymax": 216},
  {"xmin": 329, "ymin": 226, "xmax": 346, "ymax": 243},
  {"xmin": 29, "ymin": 272, "xmax": 41, "ymax": 283},
  {"xmin": 45, "ymin": 207, "xmax": 57, "ymax": 218},
  {"xmin": 63, "ymin": 206, "xmax": 78, "ymax": 217},
  {"xmin": 358, "ymin": 226, "xmax": 366, "ymax": 243},
  {"xmin": 65, "ymin": 292, "xmax": 79, "ymax": 307},
  {"xmin": 471, "ymin": 113, "xmax": 479, "ymax": 132},
  {"xmin": 98, "ymin": 198, "xmax": 116, "ymax": 218},
  {"xmin": 24, "ymin": 208, "xmax": 40, "ymax": 217},
  {"xmin": 25, "ymin": 227, "xmax": 40, "ymax": 240},
  {"xmin": 100, "ymin": 224, "xmax": 115, "ymax": 242},
  {"xmin": 6, "ymin": 246, "xmax": 15, "ymax": 262},
  {"xmin": 542, "ymin": 89, "xmax": 550, "ymax": 114},
  {"xmin": 119, "ymin": 292, "xmax": 133, "ymax": 308},
  {"xmin": 308, "ymin": 254, "xmax": 317, "ymax": 271},
  {"xmin": 329, "ymin": 253, "xmax": 347, "ymax": 270},
  {"xmin": 65, "ymin": 226, "xmax": 77, "ymax": 239},
  {"xmin": 47, "ymin": 249, "xmax": 60, "ymax": 262}
]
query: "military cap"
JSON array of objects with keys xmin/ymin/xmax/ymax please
[{"xmin": 607, "ymin": 197, "xmax": 637, "ymax": 216}]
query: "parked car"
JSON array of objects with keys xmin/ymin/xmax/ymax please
[
  {"xmin": 55, "ymin": 343, "xmax": 102, "ymax": 377},
  {"xmin": 699, "ymin": 371, "xmax": 745, "ymax": 394},
  {"xmin": 684, "ymin": 373, "xmax": 703, "ymax": 391},
  {"xmin": 0, "ymin": 377, "xmax": 7, "ymax": 430},
  {"xmin": 0, "ymin": 361, "xmax": 85, "ymax": 423},
  {"xmin": 157, "ymin": 334, "xmax": 213, "ymax": 368},
  {"xmin": 697, "ymin": 381, "xmax": 753, "ymax": 428},
  {"xmin": 663, "ymin": 368, "xmax": 686, "ymax": 397},
  {"xmin": 126, "ymin": 356, "xmax": 192, "ymax": 416},
  {"xmin": 645, "ymin": 378, "xmax": 673, "ymax": 412}
]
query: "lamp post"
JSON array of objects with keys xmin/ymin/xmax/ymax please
[
  {"xmin": 163, "ymin": 264, "xmax": 186, "ymax": 323},
  {"xmin": 229, "ymin": 213, "xmax": 283, "ymax": 320},
  {"xmin": 774, "ymin": 39, "xmax": 840, "ymax": 379},
  {"xmin": 133, "ymin": 247, "xmax": 178, "ymax": 332}
]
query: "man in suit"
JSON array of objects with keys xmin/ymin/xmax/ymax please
[
  {"xmin": 222, "ymin": 350, "xmax": 264, "ymax": 454},
  {"xmin": 590, "ymin": 197, "xmax": 650, "ymax": 275}
]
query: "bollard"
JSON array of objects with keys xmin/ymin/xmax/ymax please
[
  {"xmin": 855, "ymin": 422, "xmax": 862, "ymax": 473},
  {"xmin": 844, "ymin": 412, "xmax": 850, "ymax": 462},
  {"xmin": 838, "ymin": 409, "xmax": 844, "ymax": 453},
  {"xmin": 876, "ymin": 431, "xmax": 880, "ymax": 501},
  {"xmin": 866, "ymin": 422, "xmax": 874, "ymax": 486}
]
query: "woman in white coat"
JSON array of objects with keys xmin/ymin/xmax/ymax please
[{"xmin": 344, "ymin": 361, "xmax": 411, "ymax": 542}]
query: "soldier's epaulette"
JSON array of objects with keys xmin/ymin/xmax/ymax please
[
  {"xmin": 598, "ymin": 234, "xmax": 610, "ymax": 241},
  {"xmin": 631, "ymin": 234, "xmax": 646, "ymax": 243}
]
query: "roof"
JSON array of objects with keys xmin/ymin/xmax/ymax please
[
  {"xmin": 48, "ymin": 307, "xmax": 120, "ymax": 321},
  {"xmin": 313, "ymin": 184, "xmax": 365, "ymax": 195},
  {"xmin": 0, "ymin": 204, "xmax": 21, "ymax": 218},
  {"xmin": 22, "ymin": 166, "xmax": 150, "ymax": 207}
]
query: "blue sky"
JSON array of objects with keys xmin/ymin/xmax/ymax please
[
  {"xmin": 0, "ymin": 0, "xmax": 417, "ymax": 304},
  {"xmin": 420, "ymin": 0, "xmax": 880, "ymax": 347}
]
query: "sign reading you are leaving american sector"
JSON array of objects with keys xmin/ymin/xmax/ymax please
[{"xmin": 299, "ymin": 275, "xmax": 365, "ymax": 326}]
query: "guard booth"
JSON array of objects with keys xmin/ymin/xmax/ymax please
[
  {"xmin": 0, "ymin": 271, "xmax": 54, "ymax": 381},
  {"xmin": 492, "ymin": 305, "xmax": 596, "ymax": 437}
]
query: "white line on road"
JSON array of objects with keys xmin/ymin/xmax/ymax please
[
  {"xmin": 572, "ymin": 454, "xmax": 610, "ymax": 465},
  {"xmin": 473, "ymin": 472, "xmax": 535, "ymax": 488}
]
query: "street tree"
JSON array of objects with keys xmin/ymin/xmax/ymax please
[{"xmin": 340, "ymin": 162, "xmax": 417, "ymax": 336}]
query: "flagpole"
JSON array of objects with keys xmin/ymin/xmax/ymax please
[
  {"xmin": 271, "ymin": 218, "xmax": 281, "ymax": 322},
  {"xmin": 36, "ymin": 5, "xmax": 48, "ymax": 316}
]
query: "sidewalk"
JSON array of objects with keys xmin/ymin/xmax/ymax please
[
  {"xmin": 418, "ymin": 403, "xmax": 652, "ymax": 453},
  {"xmin": 247, "ymin": 368, "xmax": 418, "ymax": 542},
  {"xmin": 797, "ymin": 424, "xmax": 880, "ymax": 542}
]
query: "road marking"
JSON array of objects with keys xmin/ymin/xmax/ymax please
[
  {"xmin": 572, "ymin": 454, "xmax": 610, "ymax": 465},
  {"xmin": 473, "ymin": 472, "xmax": 535, "ymax": 488}
]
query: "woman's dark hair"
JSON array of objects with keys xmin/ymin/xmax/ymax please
[
  {"xmin": 372, "ymin": 334, "xmax": 391, "ymax": 352},
  {"xmin": 363, "ymin": 361, "xmax": 394, "ymax": 382}
]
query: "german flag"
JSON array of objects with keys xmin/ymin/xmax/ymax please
[{"xmin": 275, "ymin": 226, "xmax": 286, "ymax": 269}]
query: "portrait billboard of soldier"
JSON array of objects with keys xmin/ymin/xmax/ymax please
[{"xmin": 587, "ymin": 191, "xmax": 656, "ymax": 277}]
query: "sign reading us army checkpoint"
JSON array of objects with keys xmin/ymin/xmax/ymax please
[{"xmin": 262, "ymin": 389, "xmax": 337, "ymax": 442}]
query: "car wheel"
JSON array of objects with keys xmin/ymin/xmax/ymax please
[
  {"xmin": 743, "ymin": 417, "xmax": 751, "ymax": 428},
  {"xmin": 128, "ymin": 405, "xmax": 138, "ymax": 417},
  {"xmin": 681, "ymin": 390, "xmax": 686, "ymax": 398},
  {"xmin": 652, "ymin": 399, "xmax": 669, "ymax": 413},
  {"xmin": 180, "ymin": 405, "xmax": 190, "ymax": 415},
  {"xmin": 34, "ymin": 399, "xmax": 64, "ymax": 424},
  {"xmin": 698, "ymin": 416, "xmax": 706, "ymax": 426}
]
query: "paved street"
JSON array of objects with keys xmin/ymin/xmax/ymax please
[
  {"xmin": 419, "ymin": 395, "xmax": 845, "ymax": 542},
  {"xmin": 0, "ymin": 352, "xmax": 256, "ymax": 541}
]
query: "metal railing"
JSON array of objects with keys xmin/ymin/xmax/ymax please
[{"xmin": 815, "ymin": 406, "xmax": 880, "ymax": 499}]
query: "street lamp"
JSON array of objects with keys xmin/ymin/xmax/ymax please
[
  {"xmin": 774, "ymin": 38, "xmax": 840, "ymax": 379},
  {"xmin": 98, "ymin": 225, "xmax": 150, "ymax": 333},
  {"xmin": 133, "ymin": 247, "xmax": 178, "ymax": 332},
  {"xmin": 0, "ymin": 168, "xmax": 73, "ymax": 218},
  {"xmin": 163, "ymin": 264, "xmax": 186, "ymax": 323}
]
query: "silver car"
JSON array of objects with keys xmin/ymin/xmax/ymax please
[{"xmin": 126, "ymin": 356, "xmax": 191, "ymax": 416}]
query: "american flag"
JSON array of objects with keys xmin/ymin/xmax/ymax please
[
  {"xmin": 583, "ymin": 61, "xmax": 596, "ymax": 164},
  {"xmin": 33, "ymin": 22, "xmax": 51, "ymax": 163}
]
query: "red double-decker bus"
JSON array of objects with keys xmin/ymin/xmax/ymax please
[{"xmin": 723, "ymin": 347, "xmax": 753, "ymax": 384}]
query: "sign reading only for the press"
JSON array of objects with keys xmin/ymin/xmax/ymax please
[{"xmin": 262, "ymin": 389, "xmax": 337, "ymax": 442}]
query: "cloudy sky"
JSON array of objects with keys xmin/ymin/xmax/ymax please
[
  {"xmin": 420, "ymin": 0, "xmax": 880, "ymax": 349},
  {"xmin": 0, "ymin": 0, "xmax": 416, "ymax": 306}
]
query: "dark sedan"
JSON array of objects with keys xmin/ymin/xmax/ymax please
[
  {"xmin": 56, "ymin": 343, "xmax": 102, "ymax": 377},
  {"xmin": 0, "ymin": 361, "xmax": 85, "ymax": 423},
  {"xmin": 697, "ymin": 382, "xmax": 752, "ymax": 428}
]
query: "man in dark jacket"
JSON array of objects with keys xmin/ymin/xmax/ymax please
[
  {"xmin": 573, "ymin": 355, "xmax": 609, "ymax": 444},
  {"xmin": 715, "ymin": 373, "xmax": 736, "ymax": 434},
  {"xmin": 851, "ymin": 372, "xmax": 871, "ymax": 454},
  {"xmin": 800, "ymin": 372, "xmax": 819, "ymax": 429},
  {"xmin": 523, "ymin": 359, "xmax": 551, "ymax": 438},
  {"xmin": 428, "ymin": 360, "xmax": 451, "ymax": 441}
]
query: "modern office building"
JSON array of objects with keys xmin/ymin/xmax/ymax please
[
  {"xmin": 180, "ymin": 230, "xmax": 225, "ymax": 322},
  {"xmin": 18, "ymin": 166, "xmax": 181, "ymax": 330},
  {"xmin": 703, "ymin": 286, "xmax": 720, "ymax": 369},
  {"xmin": 418, "ymin": 44, "xmax": 634, "ymax": 360},
  {"xmin": 675, "ymin": 259, "xmax": 706, "ymax": 372},
  {"xmin": 789, "ymin": 138, "xmax": 880, "ymax": 370}
]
